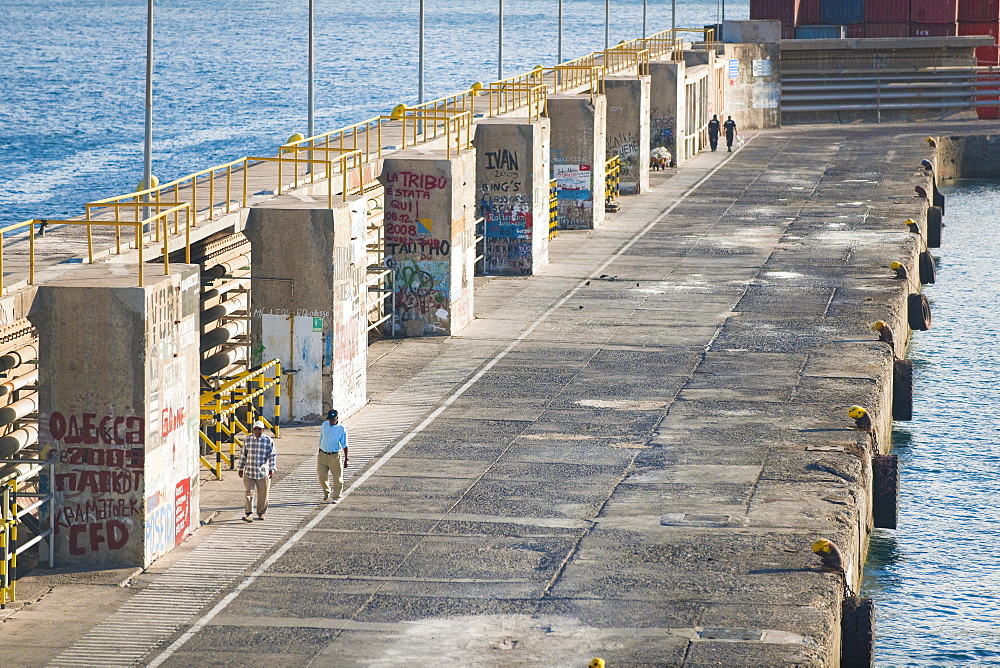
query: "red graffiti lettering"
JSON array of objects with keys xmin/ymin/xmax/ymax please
[
  {"xmin": 50, "ymin": 411, "xmax": 143, "ymax": 446},
  {"xmin": 161, "ymin": 407, "xmax": 186, "ymax": 438},
  {"xmin": 175, "ymin": 478, "xmax": 191, "ymax": 544}
]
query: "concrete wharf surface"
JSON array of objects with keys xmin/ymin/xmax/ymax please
[{"xmin": 0, "ymin": 122, "xmax": 982, "ymax": 666}]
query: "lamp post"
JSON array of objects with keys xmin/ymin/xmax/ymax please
[
  {"xmin": 498, "ymin": 0, "xmax": 504, "ymax": 81},
  {"xmin": 643, "ymin": 0, "xmax": 647, "ymax": 40},
  {"xmin": 605, "ymin": 0, "xmax": 609, "ymax": 50},
  {"xmin": 307, "ymin": 0, "xmax": 314, "ymax": 173},
  {"xmin": 557, "ymin": 0, "xmax": 563, "ymax": 63},
  {"xmin": 418, "ymin": 0, "xmax": 425, "ymax": 104},
  {"xmin": 143, "ymin": 0, "xmax": 153, "ymax": 216}
]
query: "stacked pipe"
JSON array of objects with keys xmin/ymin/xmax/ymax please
[
  {"xmin": 198, "ymin": 237, "xmax": 252, "ymax": 380},
  {"xmin": 0, "ymin": 339, "xmax": 40, "ymax": 465}
]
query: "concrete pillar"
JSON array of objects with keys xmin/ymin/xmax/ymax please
[
  {"xmin": 604, "ymin": 75, "xmax": 651, "ymax": 195},
  {"xmin": 649, "ymin": 61, "xmax": 685, "ymax": 166},
  {"xmin": 30, "ymin": 265, "xmax": 201, "ymax": 568},
  {"xmin": 380, "ymin": 150, "xmax": 476, "ymax": 337},
  {"xmin": 474, "ymin": 118, "xmax": 551, "ymax": 276},
  {"xmin": 723, "ymin": 42, "xmax": 781, "ymax": 129},
  {"xmin": 547, "ymin": 94, "xmax": 607, "ymax": 230},
  {"xmin": 245, "ymin": 197, "xmax": 368, "ymax": 421}
]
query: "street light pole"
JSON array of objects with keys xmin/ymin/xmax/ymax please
[
  {"xmin": 418, "ymin": 0, "xmax": 425, "ymax": 104},
  {"xmin": 498, "ymin": 0, "xmax": 504, "ymax": 81},
  {"xmin": 307, "ymin": 0, "xmax": 314, "ymax": 174},
  {"xmin": 557, "ymin": 0, "xmax": 563, "ymax": 63},
  {"xmin": 643, "ymin": 0, "xmax": 647, "ymax": 40},
  {"xmin": 143, "ymin": 0, "xmax": 153, "ymax": 203},
  {"xmin": 308, "ymin": 0, "xmax": 314, "ymax": 140},
  {"xmin": 605, "ymin": 0, "xmax": 609, "ymax": 51}
]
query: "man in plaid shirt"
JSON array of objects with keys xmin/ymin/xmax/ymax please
[{"xmin": 238, "ymin": 420, "xmax": 276, "ymax": 522}]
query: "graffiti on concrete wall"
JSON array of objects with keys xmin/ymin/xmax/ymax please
[
  {"xmin": 478, "ymin": 148, "xmax": 533, "ymax": 276},
  {"xmin": 384, "ymin": 168, "xmax": 454, "ymax": 335},
  {"xmin": 651, "ymin": 108, "xmax": 676, "ymax": 154},
  {"xmin": 609, "ymin": 131, "xmax": 641, "ymax": 193}
]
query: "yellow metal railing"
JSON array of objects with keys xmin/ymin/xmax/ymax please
[
  {"xmin": 606, "ymin": 155, "xmax": 621, "ymax": 206},
  {"xmin": 381, "ymin": 109, "xmax": 474, "ymax": 158},
  {"xmin": 1, "ymin": 477, "xmax": 15, "ymax": 606},
  {"xmin": 549, "ymin": 179, "xmax": 559, "ymax": 239},
  {"xmin": 199, "ymin": 359, "xmax": 282, "ymax": 480},
  {"xmin": 0, "ymin": 202, "xmax": 193, "ymax": 292},
  {"xmin": 603, "ymin": 47, "xmax": 651, "ymax": 76},
  {"xmin": 483, "ymin": 83, "xmax": 548, "ymax": 120}
]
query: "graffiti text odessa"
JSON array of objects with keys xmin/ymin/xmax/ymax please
[{"xmin": 49, "ymin": 411, "xmax": 145, "ymax": 446}]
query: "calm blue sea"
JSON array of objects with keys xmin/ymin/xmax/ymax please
[
  {"xmin": 863, "ymin": 183, "xmax": 1000, "ymax": 667},
  {"xmin": 0, "ymin": 0, "xmax": 747, "ymax": 225}
]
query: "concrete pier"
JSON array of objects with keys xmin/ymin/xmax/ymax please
[
  {"xmin": 245, "ymin": 197, "xmax": 368, "ymax": 420},
  {"xmin": 28, "ymin": 265, "xmax": 201, "ymax": 568},
  {"xmin": 380, "ymin": 150, "xmax": 477, "ymax": 337},
  {"xmin": 605, "ymin": 75, "xmax": 652, "ymax": 195},
  {"xmin": 548, "ymin": 94, "xmax": 607, "ymax": 229},
  {"xmin": 474, "ymin": 118, "xmax": 551, "ymax": 276},
  {"xmin": 649, "ymin": 61, "xmax": 684, "ymax": 164}
]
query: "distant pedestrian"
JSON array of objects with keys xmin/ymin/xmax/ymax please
[
  {"xmin": 238, "ymin": 421, "xmax": 276, "ymax": 522},
  {"xmin": 318, "ymin": 409, "xmax": 349, "ymax": 503},
  {"xmin": 724, "ymin": 116, "xmax": 738, "ymax": 152},
  {"xmin": 707, "ymin": 115, "xmax": 721, "ymax": 152}
]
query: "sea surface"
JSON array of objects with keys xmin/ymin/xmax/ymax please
[
  {"xmin": 863, "ymin": 182, "xmax": 1000, "ymax": 666},
  {"xmin": 0, "ymin": 0, "xmax": 747, "ymax": 225}
]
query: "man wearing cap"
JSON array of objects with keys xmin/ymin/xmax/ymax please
[
  {"xmin": 238, "ymin": 421, "xmax": 276, "ymax": 522},
  {"xmin": 318, "ymin": 410, "xmax": 349, "ymax": 502}
]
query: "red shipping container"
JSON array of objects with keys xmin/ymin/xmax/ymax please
[
  {"xmin": 846, "ymin": 24, "xmax": 865, "ymax": 37},
  {"xmin": 866, "ymin": 0, "xmax": 911, "ymax": 23},
  {"xmin": 911, "ymin": 0, "xmax": 959, "ymax": 23},
  {"xmin": 750, "ymin": 0, "xmax": 800, "ymax": 26},
  {"xmin": 911, "ymin": 22, "xmax": 959, "ymax": 36},
  {"xmin": 976, "ymin": 45, "xmax": 1000, "ymax": 63},
  {"xmin": 865, "ymin": 23, "xmax": 911, "ymax": 37},
  {"xmin": 959, "ymin": 0, "xmax": 1000, "ymax": 23},
  {"xmin": 976, "ymin": 72, "xmax": 1000, "ymax": 118},
  {"xmin": 978, "ymin": 106, "xmax": 1000, "ymax": 118},
  {"xmin": 798, "ymin": 0, "xmax": 821, "ymax": 24},
  {"xmin": 782, "ymin": 26, "xmax": 796, "ymax": 39},
  {"xmin": 958, "ymin": 21, "xmax": 1000, "ymax": 41}
]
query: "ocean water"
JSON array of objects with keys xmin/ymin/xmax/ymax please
[
  {"xmin": 0, "ymin": 0, "xmax": 747, "ymax": 226},
  {"xmin": 863, "ymin": 182, "xmax": 1000, "ymax": 666}
]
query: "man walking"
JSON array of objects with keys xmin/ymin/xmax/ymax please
[
  {"xmin": 318, "ymin": 409, "xmax": 349, "ymax": 503},
  {"xmin": 724, "ymin": 116, "xmax": 738, "ymax": 152},
  {"xmin": 707, "ymin": 115, "xmax": 720, "ymax": 152},
  {"xmin": 238, "ymin": 420, "xmax": 276, "ymax": 522}
]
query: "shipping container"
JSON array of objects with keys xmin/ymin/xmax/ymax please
[
  {"xmin": 911, "ymin": 22, "xmax": 959, "ymax": 36},
  {"xmin": 782, "ymin": 26, "xmax": 796, "ymax": 39},
  {"xmin": 820, "ymin": 0, "xmax": 864, "ymax": 24},
  {"xmin": 976, "ymin": 72, "xmax": 1000, "ymax": 118},
  {"xmin": 959, "ymin": 0, "xmax": 1000, "ymax": 23},
  {"xmin": 911, "ymin": 0, "xmax": 959, "ymax": 23},
  {"xmin": 866, "ymin": 0, "xmax": 911, "ymax": 23},
  {"xmin": 750, "ymin": 0, "xmax": 800, "ymax": 26},
  {"xmin": 796, "ymin": 24, "xmax": 847, "ymax": 38},
  {"xmin": 977, "ymin": 45, "xmax": 1000, "ymax": 62},
  {"xmin": 799, "ymin": 0, "xmax": 822, "ymax": 23},
  {"xmin": 846, "ymin": 24, "xmax": 865, "ymax": 37},
  {"xmin": 958, "ymin": 21, "xmax": 1000, "ymax": 41},
  {"xmin": 865, "ymin": 23, "xmax": 911, "ymax": 37}
]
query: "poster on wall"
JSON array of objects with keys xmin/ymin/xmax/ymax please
[
  {"xmin": 752, "ymin": 59, "xmax": 771, "ymax": 78},
  {"xmin": 553, "ymin": 164, "xmax": 592, "ymax": 200},
  {"xmin": 728, "ymin": 59, "xmax": 739, "ymax": 84}
]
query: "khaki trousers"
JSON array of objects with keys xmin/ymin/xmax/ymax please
[
  {"xmin": 317, "ymin": 450, "xmax": 344, "ymax": 499},
  {"xmin": 244, "ymin": 475, "xmax": 270, "ymax": 516}
]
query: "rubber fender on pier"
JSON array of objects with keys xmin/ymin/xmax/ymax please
[
  {"xmin": 0, "ymin": 344, "xmax": 37, "ymax": 373},
  {"xmin": 926, "ymin": 206, "xmax": 943, "ymax": 248},
  {"xmin": 841, "ymin": 596, "xmax": 875, "ymax": 668},
  {"xmin": 892, "ymin": 359, "xmax": 913, "ymax": 422},
  {"xmin": 918, "ymin": 251, "xmax": 936, "ymax": 285},
  {"xmin": 872, "ymin": 454, "xmax": 899, "ymax": 529},
  {"xmin": 907, "ymin": 293, "xmax": 932, "ymax": 331},
  {"xmin": 932, "ymin": 184, "xmax": 945, "ymax": 213},
  {"xmin": 0, "ymin": 369, "xmax": 37, "ymax": 397},
  {"xmin": 0, "ymin": 424, "xmax": 38, "ymax": 458},
  {"xmin": 0, "ymin": 395, "xmax": 37, "ymax": 426}
]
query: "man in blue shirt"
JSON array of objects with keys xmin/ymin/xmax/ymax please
[
  {"xmin": 238, "ymin": 420, "xmax": 276, "ymax": 522},
  {"xmin": 318, "ymin": 409, "xmax": 349, "ymax": 502}
]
